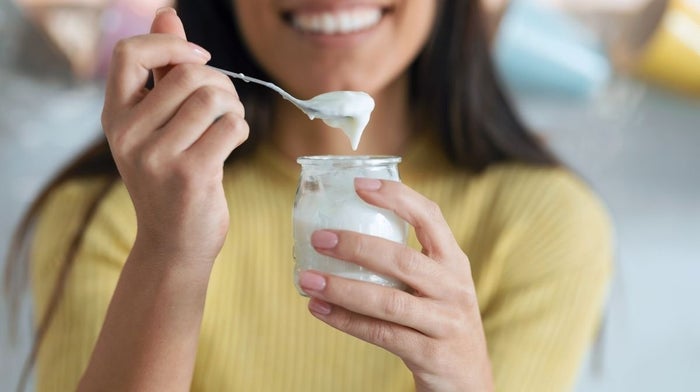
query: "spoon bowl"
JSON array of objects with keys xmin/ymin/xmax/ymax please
[{"xmin": 208, "ymin": 65, "xmax": 374, "ymax": 150}]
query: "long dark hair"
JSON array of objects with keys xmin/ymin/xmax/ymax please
[{"xmin": 5, "ymin": 0, "xmax": 557, "ymax": 389}]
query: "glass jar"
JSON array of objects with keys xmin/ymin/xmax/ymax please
[{"xmin": 293, "ymin": 156, "xmax": 408, "ymax": 295}]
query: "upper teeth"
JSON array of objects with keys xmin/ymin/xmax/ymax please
[{"xmin": 292, "ymin": 8, "xmax": 382, "ymax": 34}]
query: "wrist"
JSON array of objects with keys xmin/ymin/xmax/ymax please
[
  {"xmin": 130, "ymin": 232, "xmax": 220, "ymax": 274},
  {"xmin": 413, "ymin": 348, "xmax": 493, "ymax": 392}
]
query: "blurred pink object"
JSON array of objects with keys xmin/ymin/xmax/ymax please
[
  {"xmin": 15, "ymin": 0, "xmax": 172, "ymax": 79},
  {"xmin": 94, "ymin": 0, "xmax": 172, "ymax": 78}
]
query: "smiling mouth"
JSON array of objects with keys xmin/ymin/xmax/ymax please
[{"xmin": 282, "ymin": 6, "xmax": 392, "ymax": 35}]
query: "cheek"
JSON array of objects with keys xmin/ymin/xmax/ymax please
[
  {"xmin": 233, "ymin": 0, "xmax": 280, "ymax": 64},
  {"xmin": 360, "ymin": 3, "xmax": 435, "ymax": 88},
  {"xmin": 396, "ymin": 1, "xmax": 437, "ymax": 59}
]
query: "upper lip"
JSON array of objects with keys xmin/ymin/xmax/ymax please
[
  {"xmin": 280, "ymin": 1, "xmax": 393, "ymax": 13},
  {"xmin": 280, "ymin": 2, "xmax": 394, "ymax": 28}
]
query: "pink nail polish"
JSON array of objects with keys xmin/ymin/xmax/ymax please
[
  {"xmin": 188, "ymin": 42, "xmax": 211, "ymax": 60},
  {"xmin": 299, "ymin": 271, "xmax": 327, "ymax": 291},
  {"xmin": 311, "ymin": 231, "xmax": 338, "ymax": 249},
  {"xmin": 355, "ymin": 178, "xmax": 382, "ymax": 191},
  {"xmin": 156, "ymin": 7, "xmax": 176, "ymax": 16},
  {"xmin": 309, "ymin": 299, "xmax": 332, "ymax": 315}
]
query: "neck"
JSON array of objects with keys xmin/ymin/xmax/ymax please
[{"xmin": 269, "ymin": 74, "xmax": 414, "ymax": 161}]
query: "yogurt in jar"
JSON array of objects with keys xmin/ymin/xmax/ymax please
[{"xmin": 293, "ymin": 156, "xmax": 407, "ymax": 294}]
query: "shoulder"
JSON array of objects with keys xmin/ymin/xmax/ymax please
[
  {"xmin": 406, "ymin": 137, "xmax": 609, "ymax": 230},
  {"xmin": 485, "ymin": 163, "xmax": 609, "ymax": 222},
  {"xmin": 437, "ymin": 161, "xmax": 612, "ymax": 237},
  {"xmin": 33, "ymin": 177, "xmax": 134, "ymax": 273},
  {"xmin": 38, "ymin": 176, "xmax": 133, "ymax": 229},
  {"xmin": 473, "ymin": 163, "xmax": 614, "ymax": 283}
]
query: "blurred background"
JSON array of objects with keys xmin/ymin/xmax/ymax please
[{"xmin": 1, "ymin": 0, "xmax": 698, "ymax": 390}]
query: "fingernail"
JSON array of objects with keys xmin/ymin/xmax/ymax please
[
  {"xmin": 299, "ymin": 270, "xmax": 327, "ymax": 291},
  {"xmin": 311, "ymin": 230, "xmax": 338, "ymax": 249},
  {"xmin": 309, "ymin": 298, "xmax": 332, "ymax": 315},
  {"xmin": 156, "ymin": 6, "xmax": 176, "ymax": 16},
  {"xmin": 355, "ymin": 178, "xmax": 382, "ymax": 191},
  {"xmin": 188, "ymin": 42, "xmax": 211, "ymax": 60}
]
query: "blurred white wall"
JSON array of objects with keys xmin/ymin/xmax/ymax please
[
  {"xmin": 513, "ymin": 81, "xmax": 700, "ymax": 392},
  {"xmin": 0, "ymin": 1, "xmax": 102, "ymax": 389}
]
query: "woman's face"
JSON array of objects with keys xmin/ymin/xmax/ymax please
[{"xmin": 233, "ymin": 0, "xmax": 437, "ymax": 98}]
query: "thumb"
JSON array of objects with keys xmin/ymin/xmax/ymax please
[
  {"xmin": 150, "ymin": 7, "xmax": 190, "ymax": 83},
  {"xmin": 150, "ymin": 7, "xmax": 186, "ymax": 38}
]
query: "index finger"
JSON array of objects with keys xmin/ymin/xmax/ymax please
[
  {"xmin": 354, "ymin": 178, "xmax": 461, "ymax": 262},
  {"xmin": 103, "ymin": 34, "xmax": 211, "ymax": 115}
]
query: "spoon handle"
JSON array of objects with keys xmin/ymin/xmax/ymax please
[{"xmin": 207, "ymin": 65, "xmax": 300, "ymax": 105}]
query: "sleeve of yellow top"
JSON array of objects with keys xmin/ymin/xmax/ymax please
[
  {"xmin": 482, "ymin": 171, "xmax": 614, "ymax": 392},
  {"xmin": 30, "ymin": 181, "xmax": 133, "ymax": 391}
]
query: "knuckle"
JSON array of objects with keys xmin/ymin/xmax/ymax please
[
  {"xmin": 394, "ymin": 248, "xmax": 421, "ymax": 277},
  {"xmin": 170, "ymin": 157, "xmax": 198, "ymax": 182},
  {"xmin": 107, "ymin": 121, "xmax": 138, "ymax": 154},
  {"xmin": 214, "ymin": 112, "xmax": 236, "ymax": 129},
  {"xmin": 106, "ymin": 113, "xmax": 132, "ymax": 136},
  {"xmin": 215, "ymin": 114, "xmax": 250, "ymax": 148},
  {"xmin": 234, "ymin": 99, "xmax": 245, "ymax": 118},
  {"xmin": 171, "ymin": 164, "xmax": 204, "ymax": 194},
  {"xmin": 169, "ymin": 161, "xmax": 188, "ymax": 179},
  {"xmin": 416, "ymin": 339, "xmax": 440, "ymax": 364},
  {"xmin": 230, "ymin": 117, "xmax": 250, "ymax": 144},
  {"xmin": 224, "ymin": 113, "xmax": 249, "ymax": 135},
  {"xmin": 212, "ymin": 70, "xmax": 235, "ymax": 89},
  {"xmin": 367, "ymin": 324, "xmax": 395, "ymax": 347},
  {"xmin": 457, "ymin": 284, "xmax": 478, "ymax": 308},
  {"xmin": 424, "ymin": 199, "xmax": 442, "ymax": 220},
  {"xmin": 455, "ymin": 252, "xmax": 470, "ymax": 267},
  {"xmin": 433, "ymin": 308, "xmax": 463, "ymax": 337},
  {"xmin": 351, "ymin": 233, "xmax": 367, "ymax": 258},
  {"xmin": 442, "ymin": 268, "xmax": 476, "ymax": 301},
  {"xmin": 100, "ymin": 109, "xmax": 112, "ymax": 132},
  {"xmin": 111, "ymin": 38, "xmax": 135, "ymax": 63},
  {"xmin": 382, "ymin": 290, "xmax": 408, "ymax": 318},
  {"xmin": 190, "ymin": 85, "xmax": 223, "ymax": 108},
  {"xmin": 335, "ymin": 309, "xmax": 356, "ymax": 332},
  {"xmin": 136, "ymin": 144, "xmax": 166, "ymax": 176},
  {"xmin": 437, "ymin": 286, "xmax": 477, "ymax": 329},
  {"xmin": 170, "ymin": 63, "xmax": 202, "ymax": 89},
  {"xmin": 109, "ymin": 132, "xmax": 130, "ymax": 157}
]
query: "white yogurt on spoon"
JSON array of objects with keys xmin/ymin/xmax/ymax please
[
  {"xmin": 209, "ymin": 66, "xmax": 375, "ymax": 150},
  {"xmin": 300, "ymin": 90, "xmax": 375, "ymax": 150}
]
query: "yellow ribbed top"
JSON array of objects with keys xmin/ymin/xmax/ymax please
[{"xmin": 30, "ymin": 135, "xmax": 613, "ymax": 391}]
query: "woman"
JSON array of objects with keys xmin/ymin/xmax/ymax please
[{"xmin": 6, "ymin": 0, "xmax": 613, "ymax": 390}]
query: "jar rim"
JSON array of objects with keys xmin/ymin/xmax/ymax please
[{"xmin": 297, "ymin": 155, "xmax": 401, "ymax": 166}]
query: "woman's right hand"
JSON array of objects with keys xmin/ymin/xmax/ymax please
[
  {"xmin": 78, "ymin": 10, "xmax": 247, "ymax": 390},
  {"xmin": 101, "ymin": 8, "xmax": 249, "ymax": 267}
]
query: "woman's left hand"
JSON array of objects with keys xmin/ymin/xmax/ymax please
[{"xmin": 298, "ymin": 178, "xmax": 493, "ymax": 392}]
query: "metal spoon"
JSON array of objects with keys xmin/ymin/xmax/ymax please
[
  {"xmin": 208, "ymin": 65, "xmax": 374, "ymax": 150},
  {"xmin": 208, "ymin": 65, "xmax": 372, "ymax": 121}
]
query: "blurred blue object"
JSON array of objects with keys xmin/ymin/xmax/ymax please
[{"xmin": 494, "ymin": 0, "xmax": 613, "ymax": 98}]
